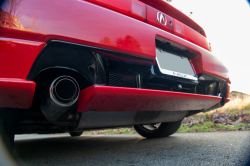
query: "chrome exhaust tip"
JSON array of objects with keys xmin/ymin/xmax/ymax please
[
  {"xmin": 50, "ymin": 76, "xmax": 79, "ymax": 106},
  {"xmin": 41, "ymin": 76, "xmax": 80, "ymax": 122}
]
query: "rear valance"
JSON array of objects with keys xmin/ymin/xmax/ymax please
[{"xmin": 77, "ymin": 85, "xmax": 222, "ymax": 112}]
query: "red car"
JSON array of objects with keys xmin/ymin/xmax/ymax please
[{"xmin": 0, "ymin": 0, "xmax": 230, "ymax": 151}]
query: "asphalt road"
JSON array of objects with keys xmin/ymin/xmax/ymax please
[{"xmin": 13, "ymin": 131, "xmax": 250, "ymax": 166}]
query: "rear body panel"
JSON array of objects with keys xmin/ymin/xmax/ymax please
[
  {"xmin": 0, "ymin": 0, "xmax": 229, "ymax": 82},
  {"xmin": 0, "ymin": 37, "xmax": 45, "ymax": 79}
]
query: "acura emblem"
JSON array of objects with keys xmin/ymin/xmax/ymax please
[{"xmin": 157, "ymin": 12, "xmax": 167, "ymax": 26}]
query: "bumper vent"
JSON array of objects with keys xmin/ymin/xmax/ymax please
[
  {"xmin": 109, "ymin": 71, "xmax": 137, "ymax": 88},
  {"xmin": 108, "ymin": 70, "xmax": 171, "ymax": 91},
  {"xmin": 108, "ymin": 70, "xmax": 194, "ymax": 93},
  {"xmin": 108, "ymin": 70, "xmax": 220, "ymax": 96},
  {"xmin": 141, "ymin": 80, "xmax": 169, "ymax": 91}
]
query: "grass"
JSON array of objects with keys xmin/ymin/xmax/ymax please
[
  {"xmin": 83, "ymin": 128, "xmax": 137, "ymax": 135},
  {"xmin": 215, "ymin": 91, "xmax": 250, "ymax": 113},
  {"xmin": 178, "ymin": 91, "xmax": 250, "ymax": 132},
  {"xmin": 178, "ymin": 122, "xmax": 250, "ymax": 133}
]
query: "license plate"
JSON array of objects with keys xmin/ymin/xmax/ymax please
[{"xmin": 156, "ymin": 48, "xmax": 197, "ymax": 80}]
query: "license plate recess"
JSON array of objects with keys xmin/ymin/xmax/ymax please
[{"xmin": 156, "ymin": 48, "xmax": 197, "ymax": 81}]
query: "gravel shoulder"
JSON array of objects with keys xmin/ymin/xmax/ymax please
[{"xmin": 14, "ymin": 131, "xmax": 250, "ymax": 166}]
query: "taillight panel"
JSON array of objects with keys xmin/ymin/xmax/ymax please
[
  {"xmin": 87, "ymin": 0, "xmax": 131, "ymax": 15},
  {"xmin": 147, "ymin": 6, "xmax": 174, "ymax": 33},
  {"xmin": 174, "ymin": 19, "xmax": 184, "ymax": 38},
  {"xmin": 131, "ymin": 0, "xmax": 146, "ymax": 21},
  {"xmin": 87, "ymin": 0, "xmax": 147, "ymax": 20},
  {"xmin": 85, "ymin": 0, "xmax": 210, "ymax": 51}
]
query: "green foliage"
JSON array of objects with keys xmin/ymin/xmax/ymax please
[
  {"xmin": 235, "ymin": 123, "xmax": 244, "ymax": 128},
  {"xmin": 83, "ymin": 128, "xmax": 137, "ymax": 135},
  {"xmin": 205, "ymin": 113, "xmax": 208, "ymax": 120},
  {"xmin": 177, "ymin": 122, "xmax": 249, "ymax": 133}
]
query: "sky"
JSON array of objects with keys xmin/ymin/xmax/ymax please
[{"xmin": 167, "ymin": 0, "xmax": 250, "ymax": 94}]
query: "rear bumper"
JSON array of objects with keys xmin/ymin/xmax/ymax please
[
  {"xmin": 0, "ymin": 80, "xmax": 228, "ymax": 112},
  {"xmin": 77, "ymin": 85, "xmax": 222, "ymax": 112},
  {"xmin": 0, "ymin": 79, "xmax": 36, "ymax": 109}
]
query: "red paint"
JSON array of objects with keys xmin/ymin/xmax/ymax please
[
  {"xmin": 0, "ymin": 37, "xmax": 46, "ymax": 79},
  {"xmin": 226, "ymin": 83, "xmax": 230, "ymax": 98},
  {"xmin": 225, "ymin": 83, "xmax": 230, "ymax": 103},
  {"xmin": 225, "ymin": 98, "xmax": 230, "ymax": 103},
  {"xmin": 130, "ymin": 0, "xmax": 146, "ymax": 21},
  {"xmin": 88, "ymin": 0, "xmax": 205, "ymax": 38},
  {"xmin": 139, "ymin": 0, "xmax": 205, "ymax": 37},
  {"xmin": 88, "ymin": 0, "xmax": 131, "ymax": 16},
  {"xmin": 174, "ymin": 19, "xmax": 209, "ymax": 50},
  {"xmin": 189, "ymin": 55, "xmax": 203, "ymax": 75},
  {"xmin": 201, "ymin": 50, "xmax": 230, "ymax": 83},
  {"xmin": 77, "ymin": 86, "xmax": 222, "ymax": 112},
  {"xmin": 147, "ymin": 5, "xmax": 174, "ymax": 33},
  {"xmin": 88, "ymin": 0, "xmax": 209, "ymax": 50},
  {"xmin": 0, "ymin": 79, "xmax": 36, "ymax": 109},
  {"xmin": 0, "ymin": 0, "xmax": 229, "ymax": 82}
]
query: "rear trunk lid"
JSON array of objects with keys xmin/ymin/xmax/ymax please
[
  {"xmin": 140, "ymin": 0, "xmax": 205, "ymax": 37},
  {"xmin": 86, "ymin": 0, "xmax": 209, "ymax": 51}
]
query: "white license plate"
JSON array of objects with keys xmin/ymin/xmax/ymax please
[{"xmin": 156, "ymin": 48, "xmax": 197, "ymax": 80}]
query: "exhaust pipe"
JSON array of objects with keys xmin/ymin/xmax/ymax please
[{"xmin": 41, "ymin": 76, "xmax": 80, "ymax": 121}]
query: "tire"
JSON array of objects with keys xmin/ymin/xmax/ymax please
[
  {"xmin": 134, "ymin": 120, "xmax": 182, "ymax": 138},
  {"xmin": 69, "ymin": 131, "xmax": 83, "ymax": 137},
  {"xmin": 0, "ymin": 108, "xmax": 19, "ymax": 152}
]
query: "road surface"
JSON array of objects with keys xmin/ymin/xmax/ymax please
[{"xmin": 14, "ymin": 131, "xmax": 250, "ymax": 166}]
